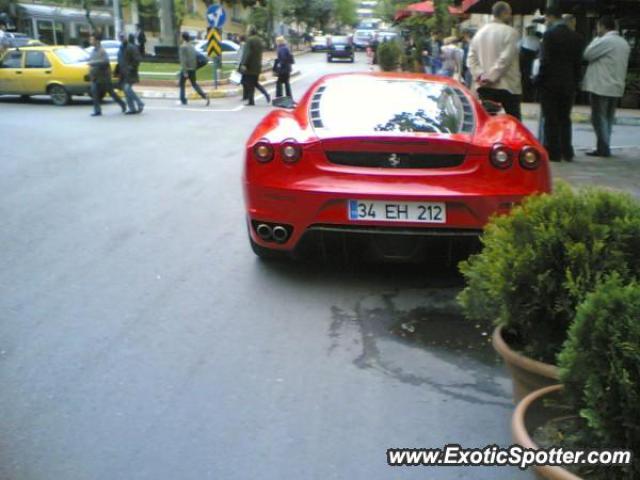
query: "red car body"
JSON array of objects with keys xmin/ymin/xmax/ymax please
[{"xmin": 243, "ymin": 72, "xmax": 551, "ymax": 259}]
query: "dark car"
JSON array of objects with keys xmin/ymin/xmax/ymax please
[{"xmin": 327, "ymin": 36, "xmax": 354, "ymax": 63}]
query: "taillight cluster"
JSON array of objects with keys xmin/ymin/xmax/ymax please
[
  {"xmin": 490, "ymin": 144, "xmax": 541, "ymax": 170},
  {"xmin": 252, "ymin": 139, "xmax": 302, "ymax": 164}
]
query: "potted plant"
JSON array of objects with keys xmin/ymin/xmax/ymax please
[
  {"xmin": 377, "ymin": 39, "xmax": 403, "ymax": 72},
  {"xmin": 512, "ymin": 275, "xmax": 639, "ymax": 479},
  {"xmin": 458, "ymin": 183, "xmax": 640, "ymax": 402}
]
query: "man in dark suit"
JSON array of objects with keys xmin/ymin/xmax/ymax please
[
  {"xmin": 536, "ymin": 5, "xmax": 584, "ymax": 162},
  {"xmin": 239, "ymin": 28, "xmax": 269, "ymax": 106}
]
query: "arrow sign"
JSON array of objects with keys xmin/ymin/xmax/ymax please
[{"xmin": 206, "ymin": 5, "xmax": 226, "ymax": 29}]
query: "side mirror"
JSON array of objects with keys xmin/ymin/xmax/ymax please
[
  {"xmin": 482, "ymin": 99, "xmax": 503, "ymax": 116},
  {"xmin": 272, "ymin": 96, "xmax": 296, "ymax": 109}
]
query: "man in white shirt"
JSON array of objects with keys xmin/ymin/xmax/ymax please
[
  {"xmin": 467, "ymin": 1, "xmax": 522, "ymax": 119},
  {"xmin": 0, "ymin": 21, "xmax": 9, "ymax": 56},
  {"xmin": 582, "ymin": 15, "xmax": 631, "ymax": 157}
]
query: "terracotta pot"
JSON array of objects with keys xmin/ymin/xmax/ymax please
[
  {"xmin": 492, "ymin": 325, "xmax": 560, "ymax": 403},
  {"xmin": 512, "ymin": 384, "xmax": 582, "ymax": 480}
]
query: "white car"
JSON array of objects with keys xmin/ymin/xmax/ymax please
[
  {"xmin": 311, "ymin": 36, "xmax": 328, "ymax": 52},
  {"xmin": 353, "ymin": 30, "xmax": 373, "ymax": 50},
  {"xmin": 85, "ymin": 40, "xmax": 121, "ymax": 61},
  {"xmin": 193, "ymin": 39, "xmax": 240, "ymax": 65}
]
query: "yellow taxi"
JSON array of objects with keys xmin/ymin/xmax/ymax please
[{"xmin": 0, "ymin": 45, "xmax": 118, "ymax": 106}]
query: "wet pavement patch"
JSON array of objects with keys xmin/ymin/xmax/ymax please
[
  {"xmin": 329, "ymin": 288, "xmax": 511, "ymax": 407},
  {"xmin": 389, "ymin": 306, "xmax": 496, "ymax": 366}
]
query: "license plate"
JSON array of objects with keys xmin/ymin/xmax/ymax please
[{"xmin": 348, "ymin": 200, "xmax": 446, "ymax": 223}]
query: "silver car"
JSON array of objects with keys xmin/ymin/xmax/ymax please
[
  {"xmin": 85, "ymin": 40, "xmax": 121, "ymax": 61},
  {"xmin": 193, "ymin": 39, "xmax": 240, "ymax": 65}
]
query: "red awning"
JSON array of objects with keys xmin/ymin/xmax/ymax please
[
  {"xmin": 395, "ymin": 1, "xmax": 466, "ymax": 22},
  {"xmin": 461, "ymin": 0, "xmax": 544, "ymax": 14}
]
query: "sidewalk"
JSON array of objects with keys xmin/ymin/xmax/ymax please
[
  {"xmin": 522, "ymin": 102, "xmax": 640, "ymax": 126},
  {"xmin": 137, "ymin": 69, "xmax": 300, "ymax": 100},
  {"xmin": 137, "ymin": 48, "xmax": 309, "ymax": 100},
  {"xmin": 551, "ymin": 147, "xmax": 640, "ymax": 198}
]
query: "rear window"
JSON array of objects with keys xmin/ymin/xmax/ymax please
[
  {"xmin": 310, "ymin": 76, "xmax": 474, "ymax": 134},
  {"xmin": 330, "ymin": 36, "xmax": 350, "ymax": 44},
  {"xmin": 54, "ymin": 47, "xmax": 89, "ymax": 64}
]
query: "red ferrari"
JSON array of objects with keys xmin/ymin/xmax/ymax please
[{"xmin": 243, "ymin": 72, "xmax": 551, "ymax": 260}]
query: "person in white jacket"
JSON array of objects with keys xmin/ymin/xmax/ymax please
[
  {"xmin": 467, "ymin": 1, "xmax": 522, "ymax": 119},
  {"xmin": 582, "ymin": 15, "xmax": 631, "ymax": 157}
]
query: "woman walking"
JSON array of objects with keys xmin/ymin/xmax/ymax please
[{"xmin": 274, "ymin": 36, "xmax": 294, "ymax": 99}]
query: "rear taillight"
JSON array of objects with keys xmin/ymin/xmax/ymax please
[
  {"xmin": 281, "ymin": 139, "xmax": 302, "ymax": 163},
  {"xmin": 253, "ymin": 141, "xmax": 274, "ymax": 163},
  {"xmin": 490, "ymin": 144, "xmax": 513, "ymax": 169},
  {"xmin": 519, "ymin": 146, "xmax": 541, "ymax": 170}
]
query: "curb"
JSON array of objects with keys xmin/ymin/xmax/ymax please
[
  {"xmin": 522, "ymin": 111, "xmax": 640, "ymax": 126},
  {"xmin": 137, "ymin": 69, "xmax": 301, "ymax": 101}
]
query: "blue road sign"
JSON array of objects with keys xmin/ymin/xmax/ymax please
[{"xmin": 206, "ymin": 5, "xmax": 226, "ymax": 29}]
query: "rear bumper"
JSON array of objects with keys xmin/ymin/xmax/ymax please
[
  {"xmin": 244, "ymin": 181, "xmax": 536, "ymax": 251},
  {"xmin": 327, "ymin": 51, "xmax": 353, "ymax": 58}
]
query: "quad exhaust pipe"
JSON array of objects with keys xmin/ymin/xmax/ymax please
[
  {"xmin": 255, "ymin": 223, "xmax": 290, "ymax": 243},
  {"xmin": 256, "ymin": 224, "xmax": 273, "ymax": 241},
  {"xmin": 272, "ymin": 226, "xmax": 288, "ymax": 243}
]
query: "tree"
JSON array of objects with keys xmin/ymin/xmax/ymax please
[{"xmin": 334, "ymin": 0, "xmax": 357, "ymax": 29}]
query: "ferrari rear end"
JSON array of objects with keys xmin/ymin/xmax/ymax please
[{"xmin": 243, "ymin": 73, "xmax": 550, "ymax": 260}]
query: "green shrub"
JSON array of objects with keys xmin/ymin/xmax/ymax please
[
  {"xmin": 558, "ymin": 275, "xmax": 640, "ymax": 477},
  {"xmin": 458, "ymin": 183, "xmax": 640, "ymax": 363},
  {"xmin": 377, "ymin": 40, "xmax": 403, "ymax": 72}
]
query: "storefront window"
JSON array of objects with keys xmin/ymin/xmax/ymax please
[{"xmin": 36, "ymin": 20, "xmax": 54, "ymax": 45}]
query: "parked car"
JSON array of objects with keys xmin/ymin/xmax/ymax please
[
  {"xmin": 353, "ymin": 29, "xmax": 374, "ymax": 50},
  {"xmin": 311, "ymin": 36, "xmax": 328, "ymax": 52},
  {"xmin": 243, "ymin": 73, "xmax": 551, "ymax": 260},
  {"xmin": 0, "ymin": 46, "xmax": 118, "ymax": 105},
  {"xmin": 3, "ymin": 32, "xmax": 45, "ymax": 48},
  {"xmin": 193, "ymin": 39, "xmax": 240, "ymax": 65},
  {"xmin": 377, "ymin": 31, "xmax": 399, "ymax": 42},
  {"xmin": 326, "ymin": 36, "xmax": 354, "ymax": 63},
  {"xmin": 85, "ymin": 40, "xmax": 121, "ymax": 61}
]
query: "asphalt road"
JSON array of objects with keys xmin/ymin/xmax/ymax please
[{"xmin": 1, "ymin": 52, "xmax": 637, "ymax": 480}]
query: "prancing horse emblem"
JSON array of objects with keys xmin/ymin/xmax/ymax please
[{"xmin": 388, "ymin": 153, "xmax": 401, "ymax": 167}]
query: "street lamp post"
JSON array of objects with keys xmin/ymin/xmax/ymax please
[{"xmin": 113, "ymin": 0, "xmax": 121, "ymax": 38}]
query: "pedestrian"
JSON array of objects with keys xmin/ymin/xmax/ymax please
[
  {"xmin": 136, "ymin": 24, "xmax": 146, "ymax": 57},
  {"xmin": 536, "ymin": 5, "xmax": 584, "ymax": 162},
  {"xmin": 239, "ymin": 28, "xmax": 270, "ymax": 106},
  {"xmin": 467, "ymin": 1, "xmax": 522, "ymax": 119},
  {"xmin": 178, "ymin": 32, "xmax": 210, "ymax": 106},
  {"xmin": 117, "ymin": 33, "xmax": 145, "ymax": 114},
  {"xmin": 461, "ymin": 29, "xmax": 474, "ymax": 87},
  {"xmin": 274, "ymin": 36, "xmax": 294, "ymax": 99},
  {"xmin": 438, "ymin": 36, "xmax": 462, "ymax": 78},
  {"xmin": 88, "ymin": 34, "xmax": 126, "ymax": 117},
  {"xmin": 519, "ymin": 25, "xmax": 540, "ymax": 102},
  {"xmin": 0, "ymin": 21, "xmax": 9, "ymax": 56},
  {"xmin": 370, "ymin": 33, "xmax": 379, "ymax": 65},
  {"xmin": 582, "ymin": 15, "xmax": 631, "ymax": 158},
  {"xmin": 562, "ymin": 13, "xmax": 577, "ymax": 32},
  {"xmin": 428, "ymin": 31, "xmax": 443, "ymax": 74}
]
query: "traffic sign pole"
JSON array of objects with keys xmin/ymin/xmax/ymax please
[
  {"xmin": 206, "ymin": 5, "xmax": 226, "ymax": 91},
  {"xmin": 213, "ymin": 53, "xmax": 219, "ymax": 89}
]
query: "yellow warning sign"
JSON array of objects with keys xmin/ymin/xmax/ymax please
[{"xmin": 207, "ymin": 28, "xmax": 222, "ymax": 58}]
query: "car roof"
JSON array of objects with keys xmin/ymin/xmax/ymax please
[
  {"xmin": 315, "ymin": 71, "xmax": 465, "ymax": 89},
  {"xmin": 307, "ymin": 73, "xmax": 476, "ymax": 136}
]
